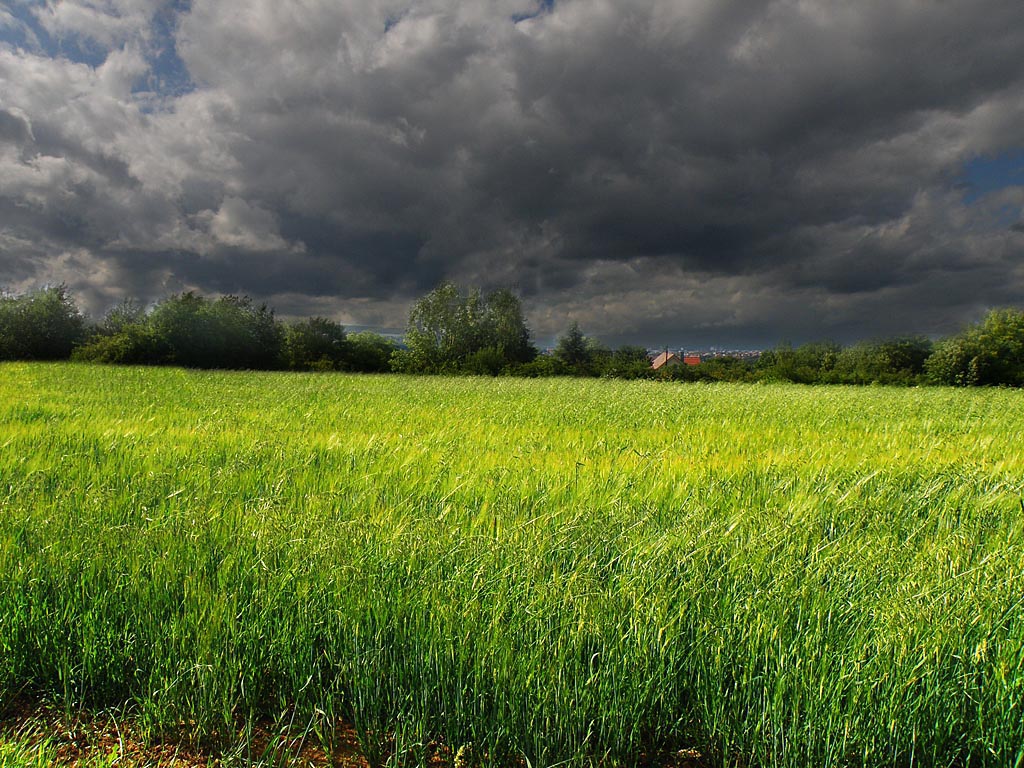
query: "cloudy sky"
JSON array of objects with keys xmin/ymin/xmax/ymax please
[{"xmin": 1, "ymin": 0, "xmax": 1023, "ymax": 347}]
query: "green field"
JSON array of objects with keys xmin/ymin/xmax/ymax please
[{"xmin": 1, "ymin": 363, "xmax": 1023, "ymax": 767}]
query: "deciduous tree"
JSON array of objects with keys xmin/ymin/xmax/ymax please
[
  {"xmin": 399, "ymin": 282, "xmax": 536, "ymax": 373},
  {"xmin": 0, "ymin": 285, "xmax": 84, "ymax": 360}
]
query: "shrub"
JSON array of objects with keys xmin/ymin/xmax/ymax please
[
  {"xmin": 926, "ymin": 309, "xmax": 1024, "ymax": 386},
  {"xmin": 284, "ymin": 317, "xmax": 349, "ymax": 371},
  {"xmin": 0, "ymin": 285, "xmax": 85, "ymax": 360}
]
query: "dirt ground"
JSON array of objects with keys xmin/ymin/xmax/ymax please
[{"xmin": 0, "ymin": 696, "xmax": 706, "ymax": 767}]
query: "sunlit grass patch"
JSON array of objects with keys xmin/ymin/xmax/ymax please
[{"xmin": 1, "ymin": 363, "xmax": 1023, "ymax": 767}]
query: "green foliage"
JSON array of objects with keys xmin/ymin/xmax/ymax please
[
  {"xmin": 0, "ymin": 731, "xmax": 57, "ymax": 768},
  {"xmin": 71, "ymin": 298, "xmax": 156, "ymax": 365},
  {"xmin": 757, "ymin": 341, "xmax": 842, "ymax": 383},
  {"xmin": 655, "ymin": 356, "xmax": 755, "ymax": 383},
  {"xmin": 5, "ymin": 284, "xmax": 1024, "ymax": 388},
  {"xmin": 99, "ymin": 298, "xmax": 146, "ymax": 336},
  {"xmin": 508, "ymin": 353, "xmax": 568, "ymax": 377},
  {"xmin": 482, "ymin": 288, "xmax": 536, "ymax": 365},
  {"xmin": 926, "ymin": 308, "xmax": 1024, "ymax": 386},
  {"xmin": 73, "ymin": 297, "xmax": 398, "ymax": 374},
  {"xmin": 0, "ymin": 285, "xmax": 84, "ymax": 360},
  {"xmin": 283, "ymin": 317, "xmax": 349, "ymax": 371},
  {"xmin": 147, "ymin": 292, "xmax": 283, "ymax": 369},
  {"xmin": 347, "ymin": 331, "xmax": 399, "ymax": 373},
  {"xmin": 71, "ymin": 323, "xmax": 168, "ymax": 365},
  {"xmin": 461, "ymin": 346, "xmax": 508, "ymax": 376},
  {"xmin": 401, "ymin": 282, "xmax": 536, "ymax": 373},
  {"xmin": 403, "ymin": 282, "xmax": 482, "ymax": 372},
  {"xmin": 2, "ymin": 366, "xmax": 1024, "ymax": 766},
  {"xmin": 552, "ymin": 321, "xmax": 613, "ymax": 376},
  {"xmin": 553, "ymin": 321, "xmax": 590, "ymax": 371},
  {"xmin": 831, "ymin": 337, "xmax": 933, "ymax": 385},
  {"xmin": 597, "ymin": 345, "xmax": 654, "ymax": 379},
  {"xmin": 694, "ymin": 355, "xmax": 756, "ymax": 382}
]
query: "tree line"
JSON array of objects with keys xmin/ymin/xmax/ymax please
[
  {"xmin": 0, "ymin": 287, "xmax": 395, "ymax": 373},
  {"xmin": 2, "ymin": 283, "xmax": 1024, "ymax": 386}
]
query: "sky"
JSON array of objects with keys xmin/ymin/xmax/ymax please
[{"xmin": 1, "ymin": 0, "xmax": 1023, "ymax": 348}]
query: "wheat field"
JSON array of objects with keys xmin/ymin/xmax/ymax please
[{"xmin": 1, "ymin": 363, "xmax": 1022, "ymax": 766}]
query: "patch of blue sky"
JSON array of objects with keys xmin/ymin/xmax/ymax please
[
  {"xmin": 384, "ymin": 11, "xmax": 406, "ymax": 33},
  {"xmin": 0, "ymin": 0, "xmax": 193, "ymax": 107},
  {"xmin": 134, "ymin": 0, "xmax": 194, "ymax": 103},
  {"xmin": 0, "ymin": 1, "xmax": 108, "ymax": 66},
  {"xmin": 512, "ymin": 0, "xmax": 555, "ymax": 24},
  {"xmin": 0, "ymin": 2, "xmax": 49, "ymax": 55},
  {"xmin": 959, "ymin": 148, "xmax": 1024, "ymax": 204}
]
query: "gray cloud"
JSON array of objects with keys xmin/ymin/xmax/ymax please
[{"xmin": 1, "ymin": 0, "xmax": 1024, "ymax": 345}]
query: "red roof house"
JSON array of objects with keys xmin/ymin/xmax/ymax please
[{"xmin": 651, "ymin": 351, "xmax": 682, "ymax": 370}]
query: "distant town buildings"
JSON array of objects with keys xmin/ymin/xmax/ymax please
[
  {"xmin": 648, "ymin": 348, "xmax": 762, "ymax": 369},
  {"xmin": 536, "ymin": 344, "xmax": 764, "ymax": 368}
]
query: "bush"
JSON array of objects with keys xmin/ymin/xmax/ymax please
[
  {"xmin": 926, "ymin": 309, "xmax": 1024, "ymax": 386},
  {"xmin": 347, "ymin": 332, "xmax": 398, "ymax": 373},
  {"xmin": 284, "ymin": 317, "xmax": 349, "ymax": 371},
  {"xmin": 509, "ymin": 355, "xmax": 569, "ymax": 377},
  {"xmin": 830, "ymin": 337, "xmax": 932, "ymax": 385},
  {"xmin": 461, "ymin": 347, "xmax": 508, "ymax": 375},
  {"xmin": 598, "ymin": 346, "xmax": 655, "ymax": 379},
  {"xmin": 72, "ymin": 324, "xmax": 169, "ymax": 365},
  {"xmin": 757, "ymin": 341, "xmax": 842, "ymax": 383},
  {"xmin": 148, "ymin": 293, "xmax": 284, "ymax": 370},
  {"xmin": 0, "ymin": 285, "xmax": 85, "ymax": 360},
  {"xmin": 694, "ymin": 356, "xmax": 756, "ymax": 382}
]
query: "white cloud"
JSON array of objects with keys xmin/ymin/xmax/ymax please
[
  {"xmin": 201, "ymin": 196, "xmax": 304, "ymax": 254},
  {"xmin": 32, "ymin": 0, "xmax": 164, "ymax": 48}
]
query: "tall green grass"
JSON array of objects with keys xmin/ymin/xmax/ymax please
[{"xmin": 1, "ymin": 363, "xmax": 1023, "ymax": 766}]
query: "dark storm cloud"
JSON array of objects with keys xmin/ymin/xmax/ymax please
[{"xmin": 1, "ymin": 0, "xmax": 1024, "ymax": 343}]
